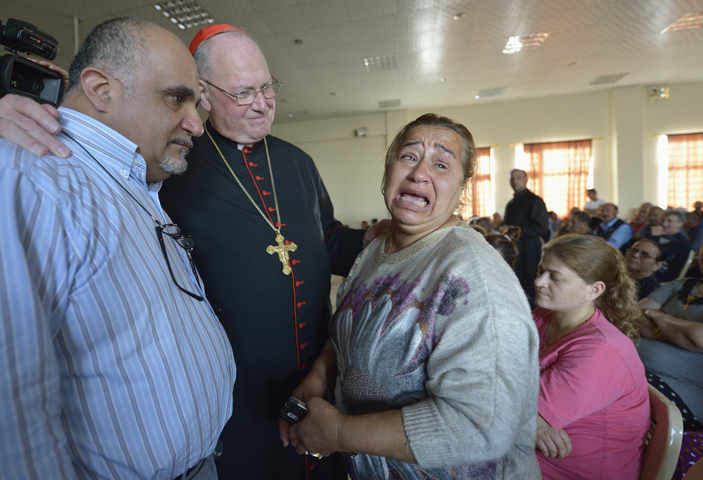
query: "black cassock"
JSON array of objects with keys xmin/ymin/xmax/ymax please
[
  {"xmin": 161, "ymin": 123, "xmax": 363, "ymax": 480},
  {"xmin": 504, "ymin": 188, "xmax": 550, "ymax": 303}
]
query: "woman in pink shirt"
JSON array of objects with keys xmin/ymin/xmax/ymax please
[{"xmin": 533, "ymin": 234, "xmax": 650, "ymax": 479}]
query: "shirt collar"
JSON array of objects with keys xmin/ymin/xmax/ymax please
[
  {"xmin": 205, "ymin": 119, "xmax": 262, "ymax": 152},
  {"xmin": 603, "ymin": 217, "xmax": 619, "ymax": 228},
  {"xmin": 57, "ymin": 108, "xmax": 157, "ymax": 189}
]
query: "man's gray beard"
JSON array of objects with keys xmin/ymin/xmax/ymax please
[{"xmin": 159, "ymin": 148, "xmax": 189, "ymax": 176}]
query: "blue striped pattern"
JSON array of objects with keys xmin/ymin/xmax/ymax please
[{"xmin": 0, "ymin": 108, "xmax": 235, "ymax": 480}]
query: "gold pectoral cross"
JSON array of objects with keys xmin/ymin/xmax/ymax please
[{"xmin": 266, "ymin": 233, "xmax": 298, "ymax": 275}]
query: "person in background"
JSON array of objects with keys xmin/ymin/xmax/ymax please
[
  {"xmin": 637, "ymin": 251, "xmax": 703, "ymax": 432},
  {"xmin": 588, "ymin": 214, "xmax": 602, "ymax": 233},
  {"xmin": 638, "ymin": 202, "xmax": 654, "ymax": 214},
  {"xmin": 473, "ymin": 216, "xmax": 496, "ymax": 234},
  {"xmin": 692, "ymin": 201, "xmax": 703, "ymax": 218},
  {"xmin": 468, "ymin": 222, "xmax": 487, "ymax": 235},
  {"xmin": 625, "ymin": 239, "xmax": 666, "ymax": 300},
  {"xmin": 533, "ymin": 234, "xmax": 649, "ymax": 480},
  {"xmin": 637, "ymin": 206, "xmax": 665, "ymax": 239},
  {"xmin": 684, "ymin": 212, "xmax": 703, "ymax": 253},
  {"xmin": 361, "ymin": 220, "xmax": 369, "ymax": 229},
  {"xmin": 280, "ymin": 113, "xmax": 541, "ymax": 479},
  {"xmin": 564, "ymin": 210, "xmax": 592, "ymax": 236},
  {"xmin": 596, "ymin": 203, "xmax": 633, "ymax": 250},
  {"xmin": 504, "ymin": 169, "xmax": 550, "ymax": 302},
  {"xmin": 583, "ymin": 189, "xmax": 607, "ymax": 214},
  {"xmin": 0, "ymin": 17, "xmax": 235, "ymax": 480},
  {"xmin": 645, "ymin": 210, "xmax": 692, "ymax": 282},
  {"xmin": 491, "ymin": 212, "xmax": 503, "ymax": 231},
  {"xmin": 629, "ymin": 205, "xmax": 650, "ymax": 235},
  {"xmin": 485, "ymin": 225, "xmax": 521, "ymax": 270},
  {"xmin": 548, "ymin": 211, "xmax": 563, "ymax": 238}
]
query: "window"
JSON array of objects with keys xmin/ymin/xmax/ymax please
[
  {"xmin": 665, "ymin": 133, "xmax": 703, "ymax": 209},
  {"xmin": 458, "ymin": 147, "xmax": 492, "ymax": 219},
  {"xmin": 521, "ymin": 140, "xmax": 592, "ymax": 218}
]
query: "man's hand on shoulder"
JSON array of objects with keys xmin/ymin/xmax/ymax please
[
  {"xmin": 363, "ymin": 219, "xmax": 391, "ymax": 247},
  {"xmin": 0, "ymin": 94, "xmax": 71, "ymax": 158}
]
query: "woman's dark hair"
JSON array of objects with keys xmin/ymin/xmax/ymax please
[
  {"xmin": 588, "ymin": 215, "xmax": 602, "ymax": 231},
  {"xmin": 542, "ymin": 234, "xmax": 641, "ymax": 340},
  {"xmin": 381, "ymin": 113, "xmax": 477, "ymax": 190},
  {"xmin": 485, "ymin": 228, "xmax": 520, "ymax": 270}
]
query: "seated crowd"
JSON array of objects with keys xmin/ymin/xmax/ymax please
[{"xmin": 477, "ymin": 199, "xmax": 703, "ymax": 479}]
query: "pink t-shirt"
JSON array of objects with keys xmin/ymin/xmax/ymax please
[{"xmin": 533, "ymin": 308, "xmax": 650, "ymax": 480}]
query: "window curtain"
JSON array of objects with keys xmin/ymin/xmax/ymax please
[
  {"xmin": 459, "ymin": 147, "xmax": 491, "ymax": 219},
  {"xmin": 667, "ymin": 133, "xmax": 703, "ymax": 209},
  {"xmin": 523, "ymin": 140, "xmax": 591, "ymax": 218}
]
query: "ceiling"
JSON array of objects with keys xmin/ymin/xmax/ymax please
[{"xmin": 2, "ymin": 0, "xmax": 702, "ymax": 123}]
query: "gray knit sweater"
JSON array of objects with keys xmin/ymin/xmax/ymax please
[{"xmin": 330, "ymin": 223, "xmax": 541, "ymax": 479}]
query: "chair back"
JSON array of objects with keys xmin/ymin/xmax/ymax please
[{"xmin": 640, "ymin": 384, "xmax": 684, "ymax": 480}]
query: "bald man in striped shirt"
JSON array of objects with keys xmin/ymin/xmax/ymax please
[{"xmin": 0, "ymin": 18, "xmax": 234, "ymax": 480}]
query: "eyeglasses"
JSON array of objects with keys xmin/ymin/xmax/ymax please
[
  {"xmin": 155, "ymin": 223, "xmax": 204, "ymax": 301},
  {"xmin": 627, "ymin": 247, "xmax": 659, "ymax": 261},
  {"xmin": 202, "ymin": 77, "xmax": 282, "ymax": 106}
]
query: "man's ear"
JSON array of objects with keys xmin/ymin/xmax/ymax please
[
  {"xmin": 80, "ymin": 68, "xmax": 114, "ymax": 113},
  {"xmin": 199, "ymin": 79, "xmax": 212, "ymax": 113}
]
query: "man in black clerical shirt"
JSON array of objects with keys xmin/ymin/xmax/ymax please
[
  {"xmin": 159, "ymin": 26, "xmax": 389, "ymax": 480},
  {"xmin": 503, "ymin": 169, "xmax": 550, "ymax": 303}
]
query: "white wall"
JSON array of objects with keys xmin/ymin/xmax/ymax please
[{"xmin": 271, "ymin": 81, "xmax": 703, "ymax": 227}]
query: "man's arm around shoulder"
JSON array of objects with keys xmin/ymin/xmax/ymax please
[{"xmin": 0, "ymin": 93, "xmax": 71, "ymax": 158}]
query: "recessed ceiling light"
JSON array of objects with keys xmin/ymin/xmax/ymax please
[
  {"xmin": 154, "ymin": 0, "xmax": 215, "ymax": 29},
  {"xmin": 287, "ymin": 110, "xmax": 313, "ymax": 119},
  {"xmin": 453, "ymin": 13, "xmax": 466, "ymax": 21},
  {"xmin": 363, "ymin": 54, "xmax": 398, "ymax": 72},
  {"xmin": 439, "ymin": 77, "xmax": 446, "ymax": 82},
  {"xmin": 378, "ymin": 99, "xmax": 401, "ymax": 109},
  {"xmin": 661, "ymin": 11, "xmax": 703, "ymax": 33},
  {"xmin": 589, "ymin": 73, "xmax": 628, "ymax": 85},
  {"xmin": 502, "ymin": 33, "xmax": 549, "ymax": 54},
  {"xmin": 474, "ymin": 87, "xmax": 505, "ymax": 99}
]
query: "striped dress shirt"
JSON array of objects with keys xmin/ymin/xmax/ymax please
[{"xmin": 0, "ymin": 108, "xmax": 235, "ymax": 480}]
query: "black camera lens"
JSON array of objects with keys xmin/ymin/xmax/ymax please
[
  {"xmin": 0, "ymin": 53, "xmax": 64, "ymax": 106},
  {"xmin": 11, "ymin": 70, "xmax": 43, "ymax": 95}
]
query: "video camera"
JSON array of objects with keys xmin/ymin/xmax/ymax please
[{"xmin": 0, "ymin": 18, "xmax": 64, "ymax": 107}]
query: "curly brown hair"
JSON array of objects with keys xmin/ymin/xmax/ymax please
[
  {"xmin": 542, "ymin": 234, "xmax": 642, "ymax": 340},
  {"xmin": 485, "ymin": 233, "xmax": 519, "ymax": 270}
]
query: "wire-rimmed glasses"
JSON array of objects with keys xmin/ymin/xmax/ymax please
[
  {"xmin": 155, "ymin": 223, "xmax": 204, "ymax": 301},
  {"xmin": 201, "ymin": 77, "xmax": 282, "ymax": 106},
  {"xmin": 626, "ymin": 247, "xmax": 659, "ymax": 261}
]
